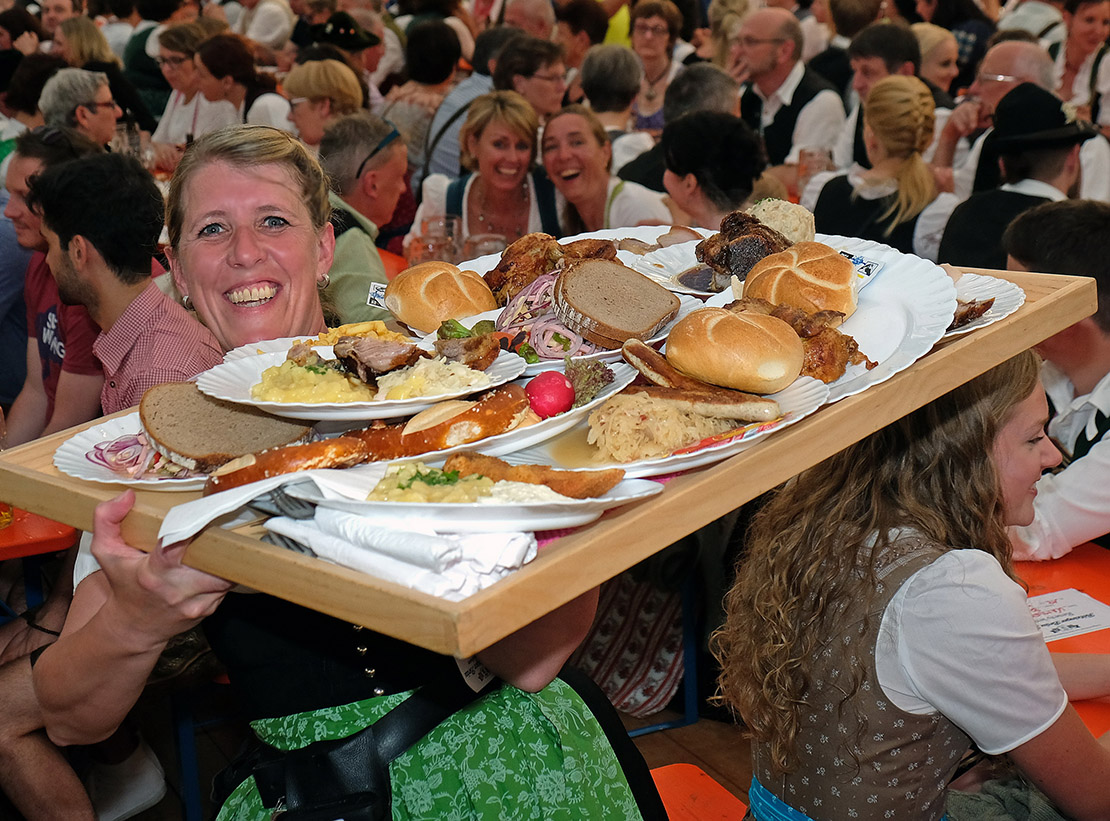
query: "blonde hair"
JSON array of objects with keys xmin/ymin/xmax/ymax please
[
  {"xmin": 282, "ymin": 59, "xmax": 363, "ymax": 116},
  {"xmin": 712, "ymin": 350, "xmax": 1040, "ymax": 775},
  {"xmin": 912, "ymin": 21, "xmax": 956, "ymax": 64},
  {"xmin": 863, "ymin": 74, "xmax": 936, "ymax": 233},
  {"xmin": 59, "ymin": 16, "xmax": 118, "ymax": 67},
  {"xmin": 458, "ymin": 91, "xmax": 538, "ymax": 172},
  {"xmin": 166, "ymin": 125, "xmax": 331, "ymax": 249}
]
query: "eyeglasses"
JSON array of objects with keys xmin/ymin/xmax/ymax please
[
  {"xmin": 633, "ymin": 22, "xmax": 669, "ymax": 37},
  {"xmin": 975, "ymin": 71, "xmax": 1019, "ymax": 84},
  {"xmin": 82, "ymin": 97, "xmax": 117, "ymax": 111},
  {"xmin": 529, "ymin": 71, "xmax": 566, "ymax": 84},
  {"xmin": 355, "ymin": 125, "xmax": 400, "ymax": 178},
  {"xmin": 287, "ymin": 96, "xmax": 311, "ymax": 107},
  {"xmin": 736, "ymin": 35, "xmax": 785, "ymax": 47},
  {"xmin": 155, "ymin": 54, "xmax": 191, "ymax": 67}
]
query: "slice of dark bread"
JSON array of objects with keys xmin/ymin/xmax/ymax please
[
  {"xmin": 553, "ymin": 260, "xmax": 681, "ymax": 348},
  {"xmin": 139, "ymin": 382, "xmax": 311, "ymax": 472}
]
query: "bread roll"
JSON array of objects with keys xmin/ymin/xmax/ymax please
[
  {"xmin": 666, "ymin": 308, "xmax": 803, "ymax": 394},
  {"xmin": 743, "ymin": 242, "xmax": 857, "ymax": 318},
  {"xmin": 384, "ymin": 262, "xmax": 498, "ymax": 333}
]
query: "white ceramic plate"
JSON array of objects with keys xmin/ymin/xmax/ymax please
[
  {"xmin": 429, "ymin": 293, "xmax": 704, "ymax": 376},
  {"xmin": 498, "ymin": 376, "xmax": 829, "ymax": 479},
  {"xmin": 285, "ymin": 476, "xmax": 665, "ymax": 533},
  {"xmin": 706, "ymin": 234, "xmax": 957, "ymax": 403},
  {"xmin": 944, "ymin": 273, "xmax": 1026, "ymax": 339},
  {"xmin": 195, "ymin": 349, "xmax": 527, "ymax": 421},
  {"xmin": 53, "ymin": 413, "xmax": 207, "ymax": 491}
]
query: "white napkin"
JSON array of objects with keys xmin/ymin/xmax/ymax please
[
  {"xmin": 265, "ymin": 514, "xmax": 536, "ymax": 601},
  {"xmin": 158, "ymin": 464, "xmax": 389, "ymax": 544}
]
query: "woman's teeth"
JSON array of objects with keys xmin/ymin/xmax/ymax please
[
  {"xmin": 560, "ymin": 170, "xmax": 581, "ymax": 180},
  {"xmin": 227, "ymin": 284, "xmax": 277, "ymax": 306}
]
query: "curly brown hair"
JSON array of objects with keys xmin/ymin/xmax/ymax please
[{"xmin": 712, "ymin": 350, "xmax": 1040, "ymax": 774}]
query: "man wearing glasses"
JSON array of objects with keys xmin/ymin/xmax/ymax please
[
  {"xmin": 736, "ymin": 7, "xmax": 845, "ymax": 186},
  {"xmin": 38, "ymin": 68, "xmax": 122, "ymax": 147},
  {"xmin": 931, "ymin": 39, "xmax": 1110, "ymax": 201},
  {"xmin": 318, "ymin": 113, "xmax": 406, "ymax": 323}
]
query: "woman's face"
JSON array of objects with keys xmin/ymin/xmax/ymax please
[
  {"xmin": 991, "ymin": 384, "xmax": 1061, "ymax": 527},
  {"xmin": 662, "ymin": 167, "xmax": 694, "ymax": 214},
  {"xmin": 194, "ymin": 54, "xmax": 227, "ymax": 102},
  {"xmin": 541, "ymin": 112, "xmax": 611, "ymax": 205},
  {"xmin": 513, "ymin": 61, "xmax": 567, "ymax": 120},
  {"xmin": 920, "ymin": 37, "xmax": 959, "ymax": 92},
  {"xmin": 287, "ymin": 96, "xmax": 329, "ymax": 145},
  {"xmin": 169, "ymin": 160, "xmax": 332, "ymax": 351},
  {"xmin": 1067, "ymin": 0, "xmax": 1110, "ymax": 56},
  {"xmin": 631, "ymin": 14, "xmax": 672, "ymax": 62},
  {"xmin": 52, "ymin": 27, "xmax": 71, "ymax": 62},
  {"xmin": 915, "ymin": 0, "xmax": 937, "ymax": 22},
  {"xmin": 160, "ymin": 48, "xmax": 197, "ymax": 94},
  {"xmin": 0, "ymin": 27, "xmax": 11, "ymax": 50},
  {"xmin": 470, "ymin": 120, "xmax": 532, "ymax": 193}
]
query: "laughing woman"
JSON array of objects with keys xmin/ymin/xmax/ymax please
[
  {"xmin": 541, "ymin": 104, "xmax": 670, "ymax": 234},
  {"xmin": 408, "ymin": 91, "xmax": 560, "ymax": 248}
]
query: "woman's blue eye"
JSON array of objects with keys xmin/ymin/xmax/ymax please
[
  {"xmin": 198, "ymin": 223, "xmax": 223, "ymax": 237},
  {"xmin": 263, "ymin": 216, "xmax": 289, "ymax": 228}
]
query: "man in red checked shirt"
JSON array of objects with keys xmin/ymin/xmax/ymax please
[
  {"xmin": 1, "ymin": 127, "xmax": 104, "ymax": 448},
  {"xmin": 27, "ymin": 152, "xmax": 223, "ymax": 416}
]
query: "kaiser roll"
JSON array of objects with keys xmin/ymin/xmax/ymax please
[
  {"xmin": 384, "ymin": 262, "xmax": 498, "ymax": 333},
  {"xmin": 666, "ymin": 307, "xmax": 803, "ymax": 394},
  {"xmin": 743, "ymin": 241, "xmax": 858, "ymax": 317}
]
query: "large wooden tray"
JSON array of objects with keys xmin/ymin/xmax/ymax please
[{"xmin": 0, "ymin": 269, "xmax": 1094, "ymax": 657}]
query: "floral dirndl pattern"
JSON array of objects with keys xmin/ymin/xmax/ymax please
[{"xmin": 216, "ymin": 678, "xmax": 642, "ymax": 819}]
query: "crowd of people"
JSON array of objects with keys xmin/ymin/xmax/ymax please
[{"xmin": 0, "ymin": 0, "xmax": 1109, "ymax": 816}]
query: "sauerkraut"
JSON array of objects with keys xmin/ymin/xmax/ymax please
[
  {"xmin": 375, "ymin": 357, "xmax": 491, "ymax": 400},
  {"xmin": 587, "ymin": 394, "xmax": 733, "ymax": 463}
]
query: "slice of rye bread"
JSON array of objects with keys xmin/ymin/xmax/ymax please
[
  {"xmin": 552, "ymin": 260, "xmax": 681, "ymax": 348},
  {"xmin": 139, "ymin": 382, "xmax": 312, "ymax": 472}
]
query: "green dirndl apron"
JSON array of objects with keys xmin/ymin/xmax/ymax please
[{"xmin": 216, "ymin": 677, "xmax": 642, "ymax": 819}]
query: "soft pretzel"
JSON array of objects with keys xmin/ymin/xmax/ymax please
[{"xmin": 203, "ymin": 385, "xmax": 531, "ymax": 494}]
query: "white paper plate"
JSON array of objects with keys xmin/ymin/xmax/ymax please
[
  {"xmin": 944, "ymin": 273, "xmax": 1026, "ymax": 339},
  {"xmin": 286, "ymin": 476, "xmax": 665, "ymax": 532},
  {"xmin": 499, "ymin": 376, "xmax": 829, "ymax": 478},
  {"xmin": 428, "ymin": 294, "xmax": 704, "ymax": 376},
  {"xmin": 706, "ymin": 234, "xmax": 956, "ymax": 403},
  {"xmin": 223, "ymin": 333, "xmax": 420, "ymax": 363},
  {"xmin": 624, "ymin": 240, "xmax": 715, "ymax": 295},
  {"xmin": 455, "ymin": 224, "xmax": 714, "ymax": 279},
  {"xmin": 53, "ymin": 414, "xmax": 207, "ymax": 491},
  {"xmin": 416, "ymin": 363, "xmax": 637, "ymax": 462},
  {"xmin": 195, "ymin": 349, "xmax": 527, "ymax": 421}
]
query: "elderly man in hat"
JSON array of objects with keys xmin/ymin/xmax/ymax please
[{"xmin": 937, "ymin": 82, "xmax": 1098, "ymax": 269}]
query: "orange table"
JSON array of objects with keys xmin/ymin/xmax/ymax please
[
  {"xmin": 0, "ymin": 508, "xmax": 77, "ymax": 612},
  {"xmin": 1017, "ymin": 542, "xmax": 1110, "ymax": 735}
]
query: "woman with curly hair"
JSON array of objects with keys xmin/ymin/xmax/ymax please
[
  {"xmin": 803, "ymin": 75, "xmax": 955, "ymax": 260},
  {"xmin": 714, "ymin": 350, "xmax": 1110, "ymax": 820}
]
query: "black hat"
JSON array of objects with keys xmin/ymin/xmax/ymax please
[
  {"xmin": 309, "ymin": 12, "xmax": 380, "ymax": 52},
  {"xmin": 992, "ymin": 82, "xmax": 1098, "ymax": 152}
]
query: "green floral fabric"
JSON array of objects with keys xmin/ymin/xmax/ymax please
[{"xmin": 216, "ymin": 678, "xmax": 642, "ymax": 820}]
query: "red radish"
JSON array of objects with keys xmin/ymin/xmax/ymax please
[{"xmin": 526, "ymin": 371, "xmax": 575, "ymax": 418}]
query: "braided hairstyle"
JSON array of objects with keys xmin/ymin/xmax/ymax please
[{"xmin": 862, "ymin": 74, "xmax": 936, "ymax": 234}]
